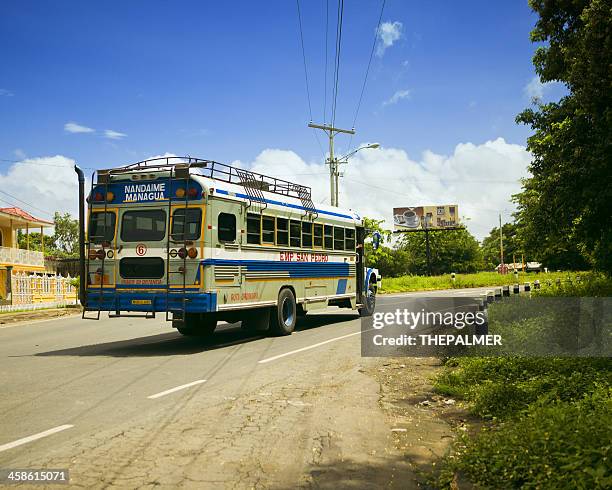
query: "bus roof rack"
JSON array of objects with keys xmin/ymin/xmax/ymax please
[{"xmin": 100, "ymin": 156, "xmax": 318, "ymax": 216}]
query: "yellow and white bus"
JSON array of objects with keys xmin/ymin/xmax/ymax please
[{"xmin": 75, "ymin": 157, "xmax": 380, "ymax": 336}]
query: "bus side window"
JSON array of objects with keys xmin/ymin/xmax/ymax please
[
  {"xmin": 302, "ymin": 222, "xmax": 312, "ymax": 248},
  {"xmin": 247, "ymin": 213, "xmax": 261, "ymax": 244},
  {"xmin": 324, "ymin": 225, "xmax": 333, "ymax": 250},
  {"xmin": 290, "ymin": 220, "xmax": 301, "ymax": 248},
  {"xmin": 277, "ymin": 217, "xmax": 289, "ymax": 245},
  {"xmin": 333, "ymin": 226, "xmax": 345, "ymax": 250},
  {"xmin": 262, "ymin": 216, "xmax": 275, "ymax": 244},
  {"xmin": 313, "ymin": 223, "xmax": 323, "ymax": 248},
  {"xmin": 345, "ymin": 228, "xmax": 355, "ymax": 250},
  {"xmin": 218, "ymin": 213, "xmax": 236, "ymax": 242}
]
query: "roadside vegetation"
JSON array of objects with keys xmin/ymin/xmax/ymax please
[
  {"xmin": 379, "ymin": 270, "xmax": 570, "ymax": 293},
  {"xmin": 428, "ymin": 273, "xmax": 612, "ymax": 488}
]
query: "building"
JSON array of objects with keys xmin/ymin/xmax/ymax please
[{"xmin": 0, "ymin": 207, "xmax": 54, "ymax": 302}]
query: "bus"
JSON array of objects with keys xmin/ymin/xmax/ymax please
[{"xmin": 74, "ymin": 157, "xmax": 381, "ymax": 336}]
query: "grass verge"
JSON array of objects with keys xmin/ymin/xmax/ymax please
[
  {"xmin": 380, "ymin": 271, "xmax": 574, "ymax": 293},
  {"xmin": 427, "ymin": 275, "xmax": 612, "ymax": 489}
]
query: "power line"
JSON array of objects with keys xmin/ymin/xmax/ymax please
[
  {"xmin": 295, "ymin": 1, "xmax": 326, "ymax": 160},
  {"xmin": 331, "ymin": 0, "xmax": 345, "ymax": 127},
  {"xmin": 348, "ymin": 0, "xmax": 386, "ymax": 152},
  {"xmin": 296, "ymin": 0, "xmax": 313, "ymax": 122},
  {"xmin": 323, "ymin": 0, "xmax": 329, "ymax": 124},
  {"xmin": 0, "ymin": 189, "xmax": 55, "ymax": 218},
  {"xmin": 0, "ymin": 158, "xmax": 94, "ymax": 170}
]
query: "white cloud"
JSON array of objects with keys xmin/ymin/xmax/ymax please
[
  {"xmin": 64, "ymin": 122, "xmax": 95, "ymax": 134},
  {"xmin": 523, "ymin": 76, "xmax": 563, "ymax": 100},
  {"xmin": 104, "ymin": 129, "xmax": 127, "ymax": 140},
  {"xmin": 376, "ymin": 21, "xmax": 403, "ymax": 57},
  {"xmin": 245, "ymin": 138, "xmax": 532, "ymax": 240},
  {"xmin": 383, "ymin": 89, "xmax": 411, "ymax": 106},
  {"xmin": 0, "ymin": 89, "xmax": 14, "ymax": 97},
  {"xmin": 0, "ymin": 155, "xmax": 80, "ymax": 220}
]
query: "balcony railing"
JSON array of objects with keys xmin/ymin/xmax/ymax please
[{"xmin": 0, "ymin": 246, "xmax": 45, "ymax": 268}]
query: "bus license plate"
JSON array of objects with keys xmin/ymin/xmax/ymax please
[{"xmin": 131, "ymin": 299, "xmax": 152, "ymax": 305}]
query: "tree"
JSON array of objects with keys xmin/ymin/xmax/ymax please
[
  {"xmin": 515, "ymin": 0, "xmax": 612, "ymax": 273},
  {"xmin": 16, "ymin": 230, "xmax": 55, "ymax": 253},
  {"xmin": 52, "ymin": 212, "xmax": 79, "ymax": 256},
  {"xmin": 398, "ymin": 228, "xmax": 483, "ymax": 275},
  {"xmin": 480, "ymin": 222, "xmax": 522, "ymax": 270}
]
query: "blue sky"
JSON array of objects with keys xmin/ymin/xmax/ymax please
[{"xmin": 0, "ymin": 1, "xmax": 566, "ymax": 238}]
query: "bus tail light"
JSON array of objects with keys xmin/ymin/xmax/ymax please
[
  {"xmin": 188, "ymin": 247, "xmax": 198, "ymax": 258},
  {"xmin": 92, "ymin": 191, "xmax": 114, "ymax": 202}
]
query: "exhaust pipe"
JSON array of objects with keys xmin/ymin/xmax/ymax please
[{"xmin": 74, "ymin": 165, "xmax": 86, "ymax": 306}]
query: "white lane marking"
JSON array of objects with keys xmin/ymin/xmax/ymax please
[
  {"xmin": 147, "ymin": 379, "xmax": 207, "ymax": 399},
  {"xmin": 258, "ymin": 331, "xmax": 362, "ymax": 364},
  {"xmin": 0, "ymin": 424, "xmax": 74, "ymax": 453}
]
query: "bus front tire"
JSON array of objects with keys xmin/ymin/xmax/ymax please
[
  {"xmin": 358, "ymin": 281, "xmax": 377, "ymax": 317},
  {"xmin": 270, "ymin": 288, "xmax": 297, "ymax": 336},
  {"xmin": 176, "ymin": 313, "xmax": 217, "ymax": 337}
]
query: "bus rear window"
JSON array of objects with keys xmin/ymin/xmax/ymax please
[
  {"xmin": 119, "ymin": 257, "xmax": 164, "ymax": 279},
  {"xmin": 171, "ymin": 208, "xmax": 202, "ymax": 241},
  {"xmin": 89, "ymin": 212, "xmax": 115, "ymax": 244},
  {"xmin": 121, "ymin": 210, "xmax": 166, "ymax": 242}
]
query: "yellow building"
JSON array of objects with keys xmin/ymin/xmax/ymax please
[{"xmin": 0, "ymin": 207, "xmax": 53, "ymax": 302}]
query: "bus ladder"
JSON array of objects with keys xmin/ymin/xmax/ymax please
[
  {"xmin": 82, "ymin": 175, "xmax": 113, "ymax": 319},
  {"xmin": 292, "ymin": 183, "xmax": 318, "ymax": 219},
  {"xmin": 235, "ymin": 168, "xmax": 268, "ymax": 212},
  {"xmin": 165, "ymin": 167, "xmax": 191, "ymax": 325}
]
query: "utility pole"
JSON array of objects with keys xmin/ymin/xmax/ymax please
[
  {"xmin": 499, "ymin": 214, "xmax": 504, "ymax": 268},
  {"xmin": 308, "ymin": 123, "xmax": 355, "ymax": 207},
  {"xmin": 424, "ymin": 223, "xmax": 432, "ymax": 276}
]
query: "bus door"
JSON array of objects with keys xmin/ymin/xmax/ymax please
[{"xmin": 116, "ymin": 207, "xmax": 168, "ymax": 290}]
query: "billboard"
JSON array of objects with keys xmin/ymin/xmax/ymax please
[{"xmin": 393, "ymin": 205, "xmax": 459, "ymax": 230}]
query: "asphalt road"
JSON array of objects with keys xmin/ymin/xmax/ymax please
[{"xmin": 0, "ymin": 287, "xmax": 494, "ymax": 489}]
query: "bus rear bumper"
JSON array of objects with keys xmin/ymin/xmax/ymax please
[{"xmin": 84, "ymin": 290, "xmax": 217, "ymax": 313}]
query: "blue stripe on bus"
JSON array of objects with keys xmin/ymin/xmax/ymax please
[
  {"xmin": 215, "ymin": 189, "xmax": 354, "ymax": 220},
  {"xmin": 200, "ymin": 259, "xmax": 350, "ymax": 278},
  {"xmin": 85, "ymin": 291, "xmax": 217, "ymax": 313}
]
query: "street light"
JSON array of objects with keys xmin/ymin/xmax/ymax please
[
  {"xmin": 330, "ymin": 143, "xmax": 380, "ymax": 207},
  {"xmin": 338, "ymin": 143, "xmax": 380, "ymax": 161}
]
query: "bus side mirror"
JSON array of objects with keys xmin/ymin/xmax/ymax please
[{"xmin": 372, "ymin": 232, "xmax": 381, "ymax": 251}]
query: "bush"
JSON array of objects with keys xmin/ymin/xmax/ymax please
[
  {"xmin": 435, "ymin": 357, "xmax": 612, "ymax": 419},
  {"xmin": 433, "ymin": 387, "xmax": 612, "ymax": 489}
]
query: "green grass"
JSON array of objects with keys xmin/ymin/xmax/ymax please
[
  {"xmin": 434, "ymin": 386, "xmax": 612, "ymax": 489},
  {"xmin": 427, "ymin": 275, "xmax": 612, "ymax": 488},
  {"xmin": 379, "ymin": 270, "xmax": 572, "ymax": 293}
]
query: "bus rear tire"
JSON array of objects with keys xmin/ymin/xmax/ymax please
[
  {"xmin": 176, "ymin": 313, "xmax": 217, "ymax": 337},
  {"xmin": 270, "ymin": 288, "xmax": 297, "ymax": 336}
]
